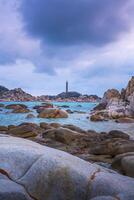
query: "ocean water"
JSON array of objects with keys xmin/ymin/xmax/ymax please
[{"xmin": 0, "ymin": 101, "xmax": 134, "ymax": 135}]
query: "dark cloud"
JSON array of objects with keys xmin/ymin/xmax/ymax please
[{"xmin": 21, "ymin": 0, "xmax": 132, "ymax": 46}]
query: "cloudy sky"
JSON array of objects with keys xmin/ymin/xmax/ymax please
[{"xmin": 0, "ymin": 0, "xmax": 134, "ymax": 96}]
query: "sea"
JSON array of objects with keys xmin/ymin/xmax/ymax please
[{"xmin": 0, "ymin": 101, "xmax": 134, "ymax": 135}]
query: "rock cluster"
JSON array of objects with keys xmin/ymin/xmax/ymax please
[
  {"xmin": 1, "ymin": 122, "xmax": 134, "ymax": 178},
  {"xmin": 0, "ymin": 135, "xmax": 134, "ymax": 200},
  {"xmin": 0, "ymin": 88, "xmax": 36, "ymax": 101},
  {"xmin": 90, "ymin": 76, "xmax": 134, "ymax": 122},
  {"xmin": 5, "ymin": 104, "xmax": 31, "ymax": 113}
]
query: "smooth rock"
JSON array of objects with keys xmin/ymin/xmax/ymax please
[{"xmin": 0, "ymin": 135, "xmax": 134, "ymax": 200}]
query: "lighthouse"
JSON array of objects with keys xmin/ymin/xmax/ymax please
[{"xmin": 66, "ymin": 81, "xmax": 68, "ymax": 94}]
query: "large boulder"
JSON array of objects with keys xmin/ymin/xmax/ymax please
[
  {"xmin": 0, "ymin": 135, "xmax": 134, "ymax": 200},
  {"xmin": 125, "ymin": 76, "xmax": 134, "ymax": 99},
  {"xmin": 112, "ymin": 152, "xmax": 134, "ymax": 178},
  {"xmin": 102, "ymin": 89, "xmax": 121, "ymax": 104},
  {"xmin": 90, "ymin": 138, "xmax": 134, "ymax": 156},
  {"xmin": 38, "ymin": 108, "xmax": 68, "ymax": 118}
]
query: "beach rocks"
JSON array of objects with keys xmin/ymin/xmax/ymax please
[
  {"xmin": 7, "ymin": 123, "xmax": 41, "ymax": 138},
  {"xmin": 112, "ymin": 152, "xmax": 134, "ymax": 177},
  {"xmin": 5, "ymin": 104, "xmax": 30, "ymax": 113},
  {"xmin": 38, "ymin": 108, "xmax": 68, "ymax": 118},
  {"xmin": 91, "ymin": 77, "xmax": 134, "ymax": 122},
  {"xmin": 0, "ymin": 135, "xmax": 134, "ymax": 200},
  {"xmin": 43, "ymin": 127, "xmax": 86, "ymax": 145}
]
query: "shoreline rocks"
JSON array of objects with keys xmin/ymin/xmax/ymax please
[
  {"xmin": 0, "ymin": 135, "xmax": 134, "ymax": 199},
  {"xmin": 90, "ymin": 76, "xmax": 134, "ymax": 122},
  {"xmin": 1, "ymin": 122, "xmax": 134, "ymax": 178}
]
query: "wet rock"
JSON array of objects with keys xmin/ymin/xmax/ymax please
[
  {"xmin": 0, "ymin": 135, "xmax": 134, "ymax": 200},
  {"xmin": 60, "ymin": 105, "xmax": 70, "ymax": 108},
  {"xmin": 38, "ymin": 108, "xmax": 68, "ymax": 118},
  {"xmin": 66, "ymin": 109, "xmax": 74, "ymax": 114},
  {"xmin": 40, "ymin": 122, "xmax": 53, "ymax": 130},
  {"xmin": 26, "ymin": 114, "xmax": 35, "ymax": 119},
  {"xmin": 0, "ymin": 103, "xmax": 5, "ymax": 108},
  {"xmin": 12, "ymin": 108, "xmax": 30, "ymax": 113}
]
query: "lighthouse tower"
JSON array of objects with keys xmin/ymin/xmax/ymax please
[{"xmin": 66, "ymin": 81, "xmax": 68, "ymax": 94}]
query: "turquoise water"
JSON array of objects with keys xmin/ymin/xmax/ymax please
[{"xmin": 0, "ymin": 101, "xmax": 134, "ymax": 135}]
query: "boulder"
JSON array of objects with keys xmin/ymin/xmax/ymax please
[
  {"xmin": 40, "ymin": 122, "xmax": 52, "ymax": 130},
  {"xmin": 90, "ymin": 138, "xmax": 134, "ymax": 156},
  {"xmin": 108, "ymin": 130, "xmax": 130, "ymax": 140},
  {"xmin": 5, "ymin": 104, "xmax": 27, "ymax": 110},
  {"xmin": 43, "ymin": 127, "xmax": 85, "ymax": 145},
  {"xmin": 26, "ymin": 114, "xmax": 35, "ymax": 119},
  {"xmin": 12, "ymin": 108, "xmax": 30, "ymax": 113},
  {"xmin": 90, "ymin": 113, "xmax": 107, "ymax": 121},
  {"xmin": 38, "ymin": 108, "xmax": 68, "ymax": 118},
  {"xmin": 0, "ymin": 135, "xmax": 134, "ymax": 199},
  {"xmin": 115, "ymin": 117, "xmax": 134, "ymax": 123},
  {"xmin": 125, "ymin": 76, "xmax": 134, "ymax": 99},
  {"xmin": 49, "ymin": 122, "xmax": 61, "ymax": 128},
  {"xmin": 93, "ymin": 102, "xmax": 107, "ymax": 111},
  {"xmin": 62, "ymin": 124, "xmax": 86, "ymax": 134},
  {"xmin": 33, "ymin": 103, "xmax": 53, "ymax": 113},
  {"xmin": 112, "ymin": 152, "xmax": 134, "ymax": 177},
  {"xmin": 0, "ymin": 126, "xmax": 8, "ymax": 131},
  {"xmin": 7, "ymin": 124, "xmax": 41, "ymax": 138},
  {"xmin": 102, "ymin": 89, "xmax": 121, "ymax": 104}
]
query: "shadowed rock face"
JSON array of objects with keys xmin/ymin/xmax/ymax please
[{"xmin": 0, "ymin": 135, "xmax": 134, "ymax": 200}]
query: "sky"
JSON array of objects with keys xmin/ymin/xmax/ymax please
[{"xmin": 0, "ymin": 0, "xmax": 134, "ymax": 96}]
